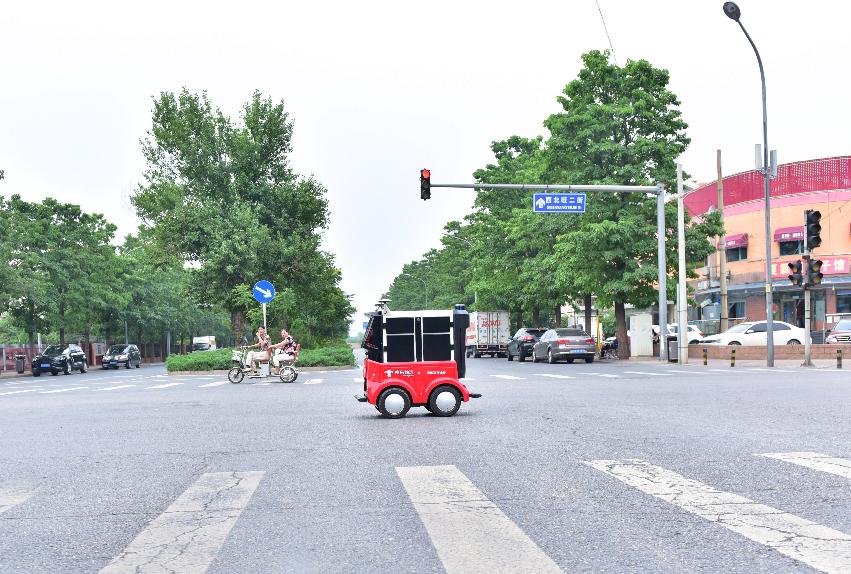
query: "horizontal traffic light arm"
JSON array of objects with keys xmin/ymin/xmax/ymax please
[{"xmin": 426, "ymin": 182, "xmax": 662, "ymax": 194}]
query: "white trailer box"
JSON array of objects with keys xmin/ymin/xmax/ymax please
[{"xmin": 465, "ymin": 311, "xmax": 510, "ymax": 357}]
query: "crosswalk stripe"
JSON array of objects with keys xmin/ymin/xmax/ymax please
[
  {"xmin": 491, "ymin": 375, "xmax": 524, "ymax": 380},
  {"xmin": 584, "ymin": 373, "xmax": 619, "ymax": 378},
  {"xmin": 585, "ymin": 459, "xmax": 851, "ymax": 574},
  {"xmin": 396, "ymin": 465, "xmax": 563, "ymax": 573},
  {"xmin": 0, "ymin": 389, "xmax": 41, "ymax": 396},
  {"xmin": 98, "ymin": 471, "xmax": 264, "ymax": 574},
  {"xmin": 759, "ymin": 452, "xmax": 851, "ymax": 480},
  {"xmin": 667, "ymin": 369, "xmax": 707, "ymax": 375},
  {"xmin": 623, "ymin": 371, "xmax": 671, "ymax": 377},
  {"xmin": 40, "ymin": 386, "xmax": 88, "ymax": 394},
  {"xmin": 304, "ymin": 379, "xmax": 323, "ymax": 385},
  {"xmin": 146, "ymin": 383, "xmax": 183, "ymax": 389},
  {"xmin": 0, "ymin": 486, "xmax": 34, "ymax": 514},
  {"xmin": 708, "ymin": 369, "xmax": 734, "ymax": 373},
  {"xmin": 94, "ymin": 385, "xmax": 136, "ymax": 391},
  {"xmin": 199, "ymin": 381, "xmax": 229, "ymax": 388},
  {"xmin": 534, "ymin": 374, "xmax": 575, "ymax": 379}
]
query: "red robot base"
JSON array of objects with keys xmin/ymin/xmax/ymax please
[{"xmin": 356, "ymin": 358, "xmax": 481, "ymax": 418}]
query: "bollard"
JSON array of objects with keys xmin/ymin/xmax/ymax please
[
  {"xmin": 703, "ymin": 347, "xmax": 708, "ymax": 366},
  {"xmin": 838, "ymin": 349, "xmax": 843, "ymax": 369},
  {"xmin": 731, "ymin": 348, "xmax": 736, "ymax": 368}
]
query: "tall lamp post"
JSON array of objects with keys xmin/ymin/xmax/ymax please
[{"xmin": 723, "ymin": 2, "xmax": 775, "ymax": 366}]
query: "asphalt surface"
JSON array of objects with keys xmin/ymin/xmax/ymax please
[{"xmin": 2, "ymin": 355, "xmax": 851, "ymax": 573}]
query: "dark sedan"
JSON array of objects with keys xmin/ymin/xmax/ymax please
[
  {"xmin": 532, "ymin": 328, "xmax": 596, "ymax": 364},
  {"xmin": 506, "ymin": 328, "xmax": 548, "ymax": 362},
  {"xmin": 32, "ymin": 344, "xmax": 88, "ymax": 376},
  {"xmin": 102, "ymin": 344, "xmax": 142, "ymax": 369}
]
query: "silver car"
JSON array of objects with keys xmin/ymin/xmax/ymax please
[{"xmin": 532, "ymin": 328, "xmax": 596, "ymax": 364}]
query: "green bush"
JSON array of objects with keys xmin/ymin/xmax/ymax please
[{"xmin": 166, "ymin": 345, "xmax": 355, "ymax": 372}]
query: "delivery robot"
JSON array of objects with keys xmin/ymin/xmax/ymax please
[{"xmin": 355, "ymin": 301, "xmax": 481, "ymax": 418}]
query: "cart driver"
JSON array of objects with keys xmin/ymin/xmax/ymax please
[
  {"xmin": 246, "ymin": 326, "xmax": 271, "ymax": 374},
  {"xmin": 269, "ymin": 329, "xmax": 297, "ymax": 376}
]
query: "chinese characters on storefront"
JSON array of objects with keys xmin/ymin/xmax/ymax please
[{"xmin": 771, "ymin": 255, "xmax": 850, "ymax": 279}]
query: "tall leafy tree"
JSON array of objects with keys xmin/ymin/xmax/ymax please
[{"xmin": 132, "ymin": 89, "xmax": 350, "ymax": 343}]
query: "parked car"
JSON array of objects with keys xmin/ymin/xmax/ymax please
[
  {"xmin": 653, "ymin": 324, "xmax": 705, "ymax": 344},
  {"xmin": 533, "ymin": 328, "xmax": 596, "ymax": 363},
  {"xmin": 190, "ymin": 342, "xmax": 212, "ymax": 352},
  {"xmin": 699, "ymin": 321, "xmax": 804, "ymax": 346},
  {"xmin": 826, "ymin": 319, "xmax": 851, "ymax": 344},
  {"xmin": 32, "ymin": 344, "xmax": 88, "ymax": 376},
  {"xmin": 506, "ymin": 328, "xmax": 548, "ymax": 362},
  {"xmin": 102, "ymin": 344, "xmax": 142, "ymax": 369}
]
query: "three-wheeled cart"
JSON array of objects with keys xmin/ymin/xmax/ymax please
[{"xmin": 355, "ymin": 301, "xmax": 481, "ymax": 418}]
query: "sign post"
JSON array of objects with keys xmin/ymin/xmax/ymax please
[{"xmin": 253, "ymin": 280, "xmax": 276, "ymax": 331}]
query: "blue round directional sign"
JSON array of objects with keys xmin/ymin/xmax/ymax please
[{"xmin": 253, "ymin": 280, "xmax": 275, "ymax": 304}]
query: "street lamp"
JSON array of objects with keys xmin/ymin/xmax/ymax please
[
  {"xmin": 723, "ymin": 1, "xmax": 775, "ymax": 366},
  {"xmin": 401, "ymin": 273, "xmax": 429, "ymax": 308}
]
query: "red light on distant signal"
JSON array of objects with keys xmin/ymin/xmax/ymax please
[{"xmin": 421, "ymin": 169, "xmax": 430, "ymax": 179}]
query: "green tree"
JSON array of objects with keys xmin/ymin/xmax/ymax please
[{"xmin": 132, "ymin": 89, "xmax": 350, "ymax": 343}]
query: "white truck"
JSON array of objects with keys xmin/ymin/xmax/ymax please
[
  {"xmin": 191, "ymin": 336, "xmax": 217, "ymax": 352},
  {"xmin": 465, "ymin": 311, "xmax": 510, "ymax": 358}
]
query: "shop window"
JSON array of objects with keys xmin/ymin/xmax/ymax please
[
  {"xmin": 729, "ymin": 301, "xmax": 745, "ymax": 319},
  {"xmin": 837, "ymin": 295, "xmax": 851, "ymax": 314},
  {"xmin": 779, "ymin": 240, "xmax": 804, "ymax": 256},
  {"xmin": 726, "ymin": 246, "xmax": 747, "ymax": 262}
]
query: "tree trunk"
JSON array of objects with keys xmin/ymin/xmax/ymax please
[
  {"xmin": 554, "ymin": 304, "xmax": 562, "ymax": 328},
  {"xmin": 59, "ymin": 301, "xmax": 66, "ymax": 347},
  {"xmin": 517, "ymin": 311, "xmax": 524, "ymax": 329},
  {"xmin": 231, "ymin": 309, "xmax": 246, "ymax": 346},
  {"xmin": 615, "ymin": 301, "xmax": 630, "ymax": 359},
  {"xmin": 27, "ymin": 301, "xmax": 35, "ymax": 354},
  {"xmin": 532, "ymin": 308, "xmax": 540, "ymax": 328},
  {"xmin": 584, "ymin": 294, "xmax": 593, "ymax": 336}
]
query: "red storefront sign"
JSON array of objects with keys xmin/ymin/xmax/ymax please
[{"xmin": 771, "ymin": 255, "xmax": 851, "ymax": 278}]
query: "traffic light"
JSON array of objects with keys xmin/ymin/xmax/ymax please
[
  {"xmin": 808, "ymin": 258, "xmax": 824, "ymax": 286},
  {"xmin": 420, "ymin": 168, "xmax": 431, "ymax": 200},
  {"xmin": 788, "ymin": 260, "xmax": 803, "ymax": 286},
  {"xmin": 805, "ymin": 209, "xmax": 822, "ymax": 250}
]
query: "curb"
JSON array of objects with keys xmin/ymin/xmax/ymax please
[{"xmin": 168, "ymin": 365, "xmax": 358, "ymax": 376}]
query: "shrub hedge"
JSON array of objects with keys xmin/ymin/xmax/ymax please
[{"xmin": 166, "ymin": 345, "xmax": 356, "ymax": 372}]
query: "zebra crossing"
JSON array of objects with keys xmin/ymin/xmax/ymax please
[{"xmin": 5, "ymin": 451, "xmax": 851, "ymax": 573}]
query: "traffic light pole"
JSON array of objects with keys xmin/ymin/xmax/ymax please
[
  {"xmin": 803, "ymin": 282, "xmax": 812, "ymax": 367},
  {"xmin": 428, "ymin": 181, "xmax": 670, "ymax": 361}
]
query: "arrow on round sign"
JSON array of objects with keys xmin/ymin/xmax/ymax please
[{"xmin": 255, "ymin": 286, "xmax": 272, "ymax": 298}]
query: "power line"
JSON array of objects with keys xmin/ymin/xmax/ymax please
[{"xmin": 594, "ymin": 0, "xmax": 618, "ymax": 65}]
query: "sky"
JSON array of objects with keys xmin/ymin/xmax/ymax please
[{"xmin": 2, "ymin": 0, "xmax": 850, "ymax": 333}]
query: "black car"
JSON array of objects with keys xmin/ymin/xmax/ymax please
[
  {"xmin": 32, "ymin": 344, "xmax": 88, "ymax": 376},
  {"xmin": 102, "ymin": 344, "xmax": 142, "ymax": 369},
  {"xmin": 506, "ymin": 328, "xmax": 548, "ymax": 362}
]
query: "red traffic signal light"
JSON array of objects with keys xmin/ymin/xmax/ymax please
[{"xmin": 420, "ymin": 168, "xmax": 431, "ymax": 200}]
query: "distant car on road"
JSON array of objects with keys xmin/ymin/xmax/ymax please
[
  {"xmin": 506, "ymin": 328, "xmax": 548, "ymax": 362},
  {"xmin": 102, "ymin": 344, "xmax": 142, "ymax": 369},
  {"xmin": 825, "ymin": 319, "xmax": 851, "ymax": 344},
  {"xmin": 533, "ymin": 328, "xmax": 596, "ymax": 363},
  {"xmin": 654, "ymin": 324, "xmax": 705, "ymax": 344},
  {"xmin": 32, "ymin": 344, "xmax": 88, "ymax": 376},
  {"xmin": 699, "ymin": 321, "xmax": 804, "ymax": 346}
]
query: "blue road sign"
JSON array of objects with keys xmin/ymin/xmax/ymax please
[
  {"xmin": 253, "ymin": 280, "xmax": 276, "ymax": 304},
  {"xmin": 532, "ymin": 193, "xmax": 587, "ymax": 213},
  {"xmin": 362, "ymin": 322, "xmax": 369, "ymax": 330}
]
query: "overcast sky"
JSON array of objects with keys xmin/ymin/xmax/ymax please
[{"xmin": 3, "ymin": 0, "xmax": 850, "ymax": 333}]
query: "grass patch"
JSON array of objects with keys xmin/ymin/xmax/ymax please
[{"xmin": 166, "ymin": 345, "xmax": 355, "ymax": 372}]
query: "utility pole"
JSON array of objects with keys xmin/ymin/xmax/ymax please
[
  {"xmin": 717, "ymin": 150, "xmax": 729, "ymax": 332},
  {"xmin": 676, "ymin": 164, "xmax": 688, "ymax": 364}
]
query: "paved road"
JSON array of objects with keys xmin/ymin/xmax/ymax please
[{"xmin": 2, "ymin": 357, "xmax": 851, "ymax": 572}]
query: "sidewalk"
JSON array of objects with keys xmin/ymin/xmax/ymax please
[{"xmin": 599, "ymin": 355, "xmax": 846, "ymax": 369}]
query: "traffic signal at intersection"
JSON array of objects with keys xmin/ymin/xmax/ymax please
[
  {"xmin": 808, "ymin": 258, "xmax": 824, "ymax": 286},
  {"xmin": 788, "ymin": 260, "xmax": 803, "ymax": 286},
  {"xmin": 805, "ymin": 209, "xmax": 822, "ymax": 249},
  {"xmin": 420, "ymin": 168, "xmax": 431, "ymax": 200}
]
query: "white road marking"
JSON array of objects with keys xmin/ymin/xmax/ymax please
[
  {"xmin": 623, "ymin": 371, "xmax": 672, "ymax": 377},
  {"xmin": 353, "ymin": 377, "xmax": 363, "ymax": 383},
  {"xmin": 303, "ymin": 378, "xmax": 324, "ymax": 385},
  {"xmin": 584, "ymin": 373, "xmax": 620, "ymax": 378},
  {"xmin": 40, "ymin": 386, "xmax": 88, "ymax": 394},
  {"xmin": 146, "ymin": 383, "xmax": 183, "ymax": 389},
  {"xmin": 708, "ymin": 369, "xmax": 734, "ymax": 373},
  {"xmin": 0, "ymin": 486, "xmax": 34, "ymax": 514},
  {"xmin": 667, "ymin": 369, "xmax": 708, "ymax": 375},
  {"xmin": 199, "ymin": 381, "xmax": 229, "ymax": 388},
  {"xmin": 534, "ymin": 374, "xmax": 575, "ymax": 379},
  {"xmin": 491, "ymin": 375, "xmax": 524, "ymax": 380},
  {"xmin": 94, "ymin": 385, "xmax": 136, "ymax": 391},
  {"xmin": 98, "ymin": 471, "xmax": 263, "ymax": 574},
  {"xmin": 759, "ymin": 452, "xmax": 851, "ymax": 480},
  {"xmin": 748, "ymin": 368, "xmax": 796, "ymax": 373},
  {"xmin": 463, "ymin": 377, "xmax": 475, "ymax": 381},
  {"xmin": 585, "ymin": 459, "xmax": 851, "ymax": 574},
  {"xmin": 0, "ymin": 389, "xmax": 42, "ymax": 396},
  {"xmin": 396, "ymin": 465, "xmax": 563, "ymax": 574}
]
